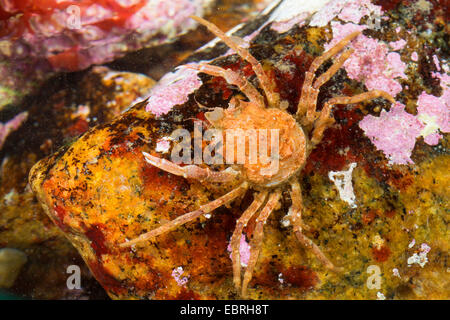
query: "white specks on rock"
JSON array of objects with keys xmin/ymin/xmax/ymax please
[
  {"xmin": 376, "ymin": 291, "xmax": 386, "ymax": 300},
  {"xmin": 407, "ymin": 243, "xmax": 431, "ymax": 268},
  {"xmin": 280, "ymin": 207, "xmax": 293, "ymax": 227},
  {"xmin": 392, "ymin": 268, "xmax": 401, "ymax": 278},
  {"xmin": 328, "ymin": 162, "xmax": 357, "ymax": 208},
  {"xmin": 278, "ymin": 273, "xmax": 284, "ymax": 284}
]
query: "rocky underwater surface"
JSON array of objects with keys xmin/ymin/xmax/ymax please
[{"xmin": 1, "ymin": 0, "xmax": 449, "ymax": 299}]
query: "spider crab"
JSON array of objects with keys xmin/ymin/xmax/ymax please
[{"xmin": 120, "ymin": 16, "xmax": 394, "ymax": 297}]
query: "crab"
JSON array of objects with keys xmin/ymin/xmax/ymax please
[{"xmin": 120, "ymin": 16, "xmax": 395, "ymax": 297}]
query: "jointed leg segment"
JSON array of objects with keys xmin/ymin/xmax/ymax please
[
  {"xmin": 311, "ymin": 90, "xmax": 395, "ymax": 145},
  {"xmin": 120, "ymin": 182, "xmax": 248, "ymax": 248},
  {"xmin": 230, "ymin": 191, "xmax": 268, "ymax": 291},
  {"xmin": 191, "ymin": 16, "xmax": 280, "ymax": 107},
  {"xmin": 185, "ymin": 63, "xmax": 265, "ymax": 105},
  {"xmin": 142, "ymin": 152, "xmax": 239, "ymax": 183},
  {"xmin": 297, "ymin": 31, "xmax": 361, "ymax": 121},
  {"xmin": 289, "ymin": 181, "xmax": 337, "ymax": 271},
  {"xmin": 304, "ymin": 48, "xmax": 355, "ymax": 124},
  {"xmin": 242, "ymin": 190, "xmax": 281, "ymax": 297}
]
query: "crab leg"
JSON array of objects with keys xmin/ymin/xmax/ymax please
[
  {"xmin": 185, "ymin": 63, "xmax": 265, "ymax": 105},
  {"xmin": 289, "ymin": 181, "xmax": 310, "ymax": 232},
  {"xmin": 290, "ymin": 181, "xmax": 337, "ymax": 270},
  {"xmin": 303, "ymin": 48, "xmax": 355, "ymax": 125},
  {"xmin": 120, "ymin": 182, "xmax": 248, "ymax": 248},
  {"xmin": 191, "ymin": 16, "xmax": 280, "ymax": 107},
  {"xmin": 142, "ymin": 152, "xmax": 239, "ymax": 183},
  {"xmin": 241, "ymin": 190, "xmax": 281, "ymax": 297},
  {"xmin": 297, "ymin": 31, "xmax": 361, "ymax": 118},
  {"xmin": 311, "ymin": 90, "xmax": 395, "ymax": 145},
  {"xmin": 230, "ymin": 191, "xmax": 268, "ymax": 291}
]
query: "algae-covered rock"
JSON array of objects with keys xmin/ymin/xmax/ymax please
[{"xmin": 29, "ymin": 0, "xmax": 449, "ymax": 300}]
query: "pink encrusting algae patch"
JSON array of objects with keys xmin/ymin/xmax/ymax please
[
  {"xmin": 416, "ymin": 91, "xmax": 450, "ymax": 145},
  {"xmin": 310, "ymin": 0, "xmax": 347, "ymax": 27},
  {"xmin": 337, "ymin": 0, "xmax": 382, "ymax": 24},
  {"xmin": 326, "ymin": 22, "xmax": 407, "ymax": 97},
  {"xmin": 271, "ymin": 12, "xmax": 309, "ymax": 33},
  {"xmin": 310, "ymin": 0, "xmax": 382, "ymax": 27},
  {"xmin": 171, "ymin": 266, "xmax": 189, "ymax": 287},
  {"xmin": 389, "ymin": 39, "xmax": 407, "ymax": 51},
  {"xmin": 145, "ymin": 66, "xmax": 202, "ymax": 117},
  {"xmin": 227, "ymin": 235, "xmax": 251, "ymax": 267},
  {"xmin": 432, "ymin": 55, "xmax": 441, "ymax": 71},
  {"xmin": 359, "ymin": 77, "xmax": 449, "ymax": 164},
  {"xmin": 411, "ymin": 52, "xmax": 419, "ymax": 61},
  {"xmin": 359, "ymin": 103, "xmax": 424, "ymax": 165},
  {"xmin": 155, "ymin": 137, "xmax": 172, "ymax": 154}
]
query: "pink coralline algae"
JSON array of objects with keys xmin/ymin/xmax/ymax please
[
  {"xmin": 359, "ymin": 103, "xmax": 424, "ymax": 165},
  {"xmin": 271, "ymin": 12, "xmax": 309, "ymax": 33},
  {"xmin": 337, "ymin": 0, "xmax": 382, "ymax": 24},
  {"xmin": 155, "ymin": 137, "xmax": 172, "ymax": 154},
  {"xmin": 171, "ymin": 266, "xmax": 189, "ymax": 287},
  {"xmin": 145, "ymin": 66, "xmax": 202, "ymax": 117},
  {"xmin": 227, "ymin": 235, "xmax": 251, "ymax": 267},
  {"xmin": 389, "ymin": 39, "xmax": 407, "ymax": 51},
  {"xmin": 432, "ymin": 55, "xmax": 441, "ymax": 71},
  {"xmin": 0, "ymin": 111, "xmax": 28, "ymax": 149},
  {"xmin": 359, "ymin": 80, "xmax": 449, "ymax": 164},
  {"xmin": 326, "ymin": 22, "xmax": 407, "ymax": 97},
  {"xmin": 416, "ymin": 91, "xmax": 449, "ymax": 145},
  {"xmin": 310, "ymin": 0, "xmax": 382, "ymax": 27}
]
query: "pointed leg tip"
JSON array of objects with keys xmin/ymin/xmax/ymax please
[
  {"xmin": 329, "ymin": 265, "xmax": 344, "ymax": 273},
  {"xmin": 118, "ymin": 241, "xmax": 131, "ymax": 248}
]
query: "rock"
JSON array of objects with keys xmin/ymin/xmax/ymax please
[
  {"xmin": 0, "ymin": 0, "xmax": 214, "ymax": 109},
  {"xmin": 0, "ymin": 248, "xmax": 27, "ymax": 288},
  {"xmin": 30, "ymin": 0, "xmax": 449, "ymax": 300},
  {"xmin": 0, "ymin": 66, "xmax": 155, "ymax": 299}
]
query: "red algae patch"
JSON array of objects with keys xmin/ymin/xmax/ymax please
[
  {"xmin": 281, "ymin": 266, "xmax": 319, "ymax": 290},
  {"xmin": 372, "ymin": 245, "xmax": 391, "ymax": 262}
]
